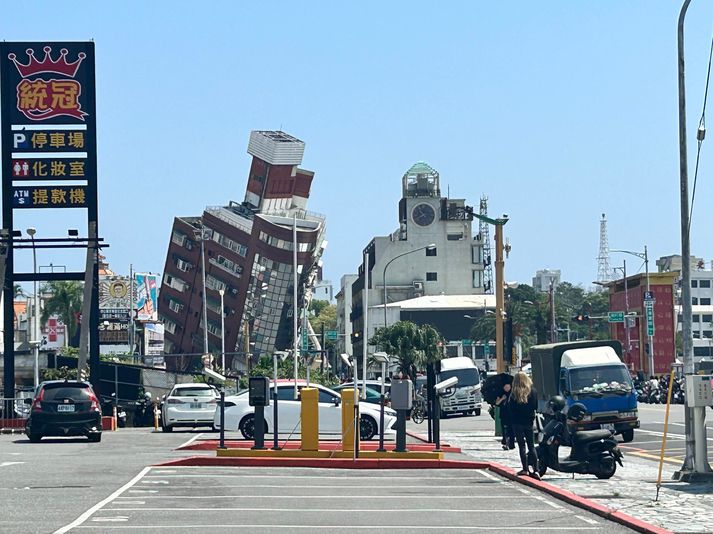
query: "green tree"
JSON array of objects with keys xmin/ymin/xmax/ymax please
[
  {"xmin": 41, "ymin": 281, "xmax": 82, "ymax": 346},
  {"xmin": 13, "ymin": 283, "xmax": 24, "ymax": 298},
  {"xmin": 370, "ymin": 321, "xmax": 444, "ymax": 381}
]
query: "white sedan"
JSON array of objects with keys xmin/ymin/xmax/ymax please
[
  {"xmin": 214, "ymin": 380, "xmax": 397, "ymax": 441},
  {"xmin": 161, "ymin": 383, "xmax": 218, "ymax": 432}
]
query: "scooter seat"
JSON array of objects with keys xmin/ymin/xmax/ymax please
[{"xmin": 572, "ymin": 429, "xmax": 612, "ymax": 443}]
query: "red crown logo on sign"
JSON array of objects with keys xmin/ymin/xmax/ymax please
[{"xmin": 8, "ymin": 46, "xmax": 85, "ymax": 78}]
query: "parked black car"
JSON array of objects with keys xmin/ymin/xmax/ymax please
[{"xmin": 24, "ymin": 380, "xmax": 103, "ymax": 443}]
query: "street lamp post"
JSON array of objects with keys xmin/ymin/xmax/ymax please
[
  {"xmin": 193, "ymin": 225, "xmax": 210, "ymax": 357},
  {"xmin": 27, "ymin": 228, "xmax": 39, "ymax": 388},
  {"xmin": 219, "ymin": 289, "xmax": 225, "ymax": 372},
  {"xmin": 382, "ymin": 244, "xmax": 437, "ymax": 329}
]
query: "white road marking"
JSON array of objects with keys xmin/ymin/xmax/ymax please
[
  {"xmin": 140, "ymin": 480, "xmax": 168, "ymax": 484},
  {"xmin": 176, "ymin": 433, "xmax": 204, "ymax": 449},
  {"xmin": 113, "ymin": 494, "xmax": 538, "ymax": 500},
  {"xmin": 142, "ymin": 473, "xmax": 489, "ymax": 479},
  {"xmin": 90, "ymin": 517, "xmax": 128, "ymax": 523},
  {"xmin": 110, "ymin": 501, "xmax": 144, "ymax": 506},
  {"xmin": 73, "ymin": 526, "xmax": 601, "ymax": 531},
  {"xmin": 105, "ymin": 507, "xmax": 559, "ymax": 513},
  {"xmin": 637, "ymin": 429, "xmax": 713, "ymax": 442},
  {"xmin": 127, "ymin": 489, "xmax": 157, "ymax": 494},
  {"xmin": 533, "ymin": 494, "xmax": 562, "ymax": 510},
  {"xmin": 575, "ymin": 515, "xmax": 600, "ymax": 525},
  {"xmin": 0, "ymin": 461, "xmax": 25, "ymax": 467},
  {"xmin": 53, "ymin": 466, "xmax": 151, "ymax": 534}
]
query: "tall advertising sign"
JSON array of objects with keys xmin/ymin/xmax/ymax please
[
  {"xmin": 99, "ymin": 276, "xmax": 131, "ymax": 345},
  {"xmin": 1, "ymin": 42, "xmax": 99, "ymax": 395},
  {"xmin": 135, "ymin": 273, "xmax": 158, "ymax": 321}
]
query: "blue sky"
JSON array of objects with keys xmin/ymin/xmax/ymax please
[{"xmin": 2, "ymin": 1, "xmax": 713, "ymax": 291}]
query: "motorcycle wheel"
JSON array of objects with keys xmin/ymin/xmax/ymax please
[
  {"xmin": 536, "ymin": 446, "xmax": 547, "ymax": 477},
  {"xmin": 595, "ymin": 460, "xmax": 617, "ymax": 479}
]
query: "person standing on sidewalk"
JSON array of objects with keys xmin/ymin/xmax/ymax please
[{"xmin": 508, "ymin": 371, "xmax": 539, "ymax": 479}]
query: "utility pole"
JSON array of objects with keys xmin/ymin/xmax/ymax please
[
  {"xmin": 674, "ymin": 0, "xmax": 712, "ymax": 481},
  {"xmin": 548, "ymin": 280, "xmax": 556, "ymax": 343}
]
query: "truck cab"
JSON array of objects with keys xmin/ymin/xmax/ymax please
[
  {"xmin": 531, "ymin": 340, "xmax": 639, "ymax": 443},
  {"xmin": 438, "ymin": 357, "xmax": 483, "ymax": 416}
]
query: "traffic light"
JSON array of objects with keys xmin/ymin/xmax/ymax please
[{"xmin": 572, "ymin": 314, "xmax": 590, "ymax": 323}]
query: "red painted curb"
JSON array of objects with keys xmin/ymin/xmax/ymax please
[
  {"xmin": 179, "ymin": 440, "xmax": 461, "ymax": 453},
  {"xmin": 155, "ymin": 456, "xmax": 489, "ymax": 470},
  {"xmin": 487, "ymin": 462, "xmax": 673, "ymax": 534}
]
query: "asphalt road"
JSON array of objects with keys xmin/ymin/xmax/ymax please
[
  {"xmin": 622, "ymin": 403, "xmax": 713, "ymax": 465},
  {"xmin": 55, "ymin": 466, "xmax": 635, "ymax": 533},
  {"xmin": 0, "ymin": 426, "xmax": 637, "ymax": 533},
  {"xmin": 416, "ymin": 402, "xmax": 713, "ymax": 466}
]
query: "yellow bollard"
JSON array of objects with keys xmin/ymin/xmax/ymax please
[
  {"xmin": 300, "ymin": 387, "xmax": 319, "ymax": 451},
  {"xmin": 341, "ymin": 389, "xmax": 357, "ymax": 452}
]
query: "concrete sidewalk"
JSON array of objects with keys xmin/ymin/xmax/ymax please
[{"xmin": 411, "ymin": 418, "xmax": 713, "ymax": 534}]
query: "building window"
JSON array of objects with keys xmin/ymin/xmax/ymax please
[
  {"xmin": 701, "ymin": 280, "xmax": 712, "ymax": 288},
  {"xmin": 206, "ymin": 274, "xmax": 227, "ymax": 292},
  {"xmin": 693, "ymin": 315, "xmax": 700, "ymax": 322},
  {"xmin": 168, "ymin": 299, "xmax": 183, "ymax": 314},
  {"xmin": 703, "ymin": 314, "xmax": 713, "ymax": 324},
  {"xmin": 704, "ymin": 331, "xmax": 713, "ymax": 339},
  {"xmin": 702, "ymin": 298, "xmax": 712, "ymax": 306},
  {"xmin": 426, "ymin": 247, "xmax": 437, "ymax": 257},
  {"xmin": 693, "ymin": 331, "xmax": 701, "ymax": 339},
  {"xmin": 693, "ymin": 297, "xmax": 699, "ymax": 305},
  {"xmin": 447, "ymin": 233, "xmax": 464, "ymax": 241},
  {"xmin": 472, "ymin": 270, "xmax": 483, "ymax": 288},
  {"xmin": 472, "ymin": 245, "xmax": 484, "ymax": 264},
  {"xmin": 692, "ymin": 280, "xmax": 699, "ymax": 288},
  {"xmin": 175, "ymin": 257, "xmax": 192, "ymax": 272},
  {"xmin": 426, "ymin": 272, "xmax": 438, "ymax": 281}
]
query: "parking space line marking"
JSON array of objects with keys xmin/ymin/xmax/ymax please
[
  {"xmin": 575, "ymin": 515, "xmax": 600, "ymax": 525},
  {"xmin": 73, "ymin": 525, "xmax": 602, "ymax": 530},
  {"xmin": 139, "ymin": 478, "xmax": 490, "ymax": 482},
  {"xmin": 112, "ymin": 495, "xmax": 538, "ymax": 500},
  {"xmin": 90, "ymin": 517, "xmax": 129, "ymax": 522},
  {"xmin": 115, "ymin": 484, "xmax": 500, "ymax": 491},
  {"xmin": 53, "ymin": 466, "xmax": 152, "ymax": 534},
  {"xmin": 533, "ymin": 495, "xmax": 562, "ymax": 510},
  {"xmin": 177, "ymin": 433, "xmax": 204, "ymax": 449},
  {"xmin": 104, "ymin": 507, "xmax": 563, "ymax": 513}
]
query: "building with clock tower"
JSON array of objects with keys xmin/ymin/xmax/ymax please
[{"xmin": 341, "ymin": 162, "xmax": 488, "ymax": 362}]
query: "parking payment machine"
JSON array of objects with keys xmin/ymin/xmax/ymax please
[
  {"xmin": 390, "ymin": 379, "xmax": 413, "ymax": 453},
  {"xmin": 249, "ymin": 377, "xmax": 270, "ymax": 449}
]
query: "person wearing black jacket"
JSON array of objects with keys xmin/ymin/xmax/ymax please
[{"xmin": 508, "ymin": 371, "xmax": 539, "ymax": 479}]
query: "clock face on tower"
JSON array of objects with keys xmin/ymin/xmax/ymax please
[{"xmin": 412, "ymin": 203, "xmax": 436, "ymax": 226}]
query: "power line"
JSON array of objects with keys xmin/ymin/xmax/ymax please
[{"xmin": 688, "ymin": 26, "xmax": 713, "ymax": 233}]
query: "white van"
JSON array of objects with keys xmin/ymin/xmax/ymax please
[{"xmin": 438, "ymin": 357, "xmax": 482, "ymax": 416}]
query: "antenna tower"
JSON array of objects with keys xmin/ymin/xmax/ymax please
[
  {"xmin": 596, "ymin": 213, "xmax": 612, "ymax": 289},
  {"xmin": 480, "ymin": 196, "xmax": 494, "ymax": 294}
]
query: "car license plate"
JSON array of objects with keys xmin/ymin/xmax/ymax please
[
  {"xmin": 601, "ymin": 423, "xmax": 615, "ymax": 432},
  {"xmin": 190, "ymin": 403, "xmax": 201, "ymax": 409},
  {"xmin": 57, "ymin": 404, "xmax": 75, "ymax": 413}
]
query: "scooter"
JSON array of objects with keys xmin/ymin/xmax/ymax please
[{"xmin": 536, "ymin": 397, "xmax": 623, "ymax": 480}]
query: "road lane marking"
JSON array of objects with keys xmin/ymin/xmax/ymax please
[
  {"xmin": 116, "ymin": 484, "xmax": 499, "ymax": 490},
  {"xmin": 53, "ymin": 466, "xmax": 151, "ymax": 534},
  {"xmin": 637, "ymin": 429, "xmax": 713, "ymax": 442},
  {"xmin": 127, "ymin": 490, "xmax": 157, "ymax": 494},
  {"xmin": 0, "ymin": 461, "xmax": 25, "ymax": 467},
  {"xmin": 90, "ymin": 517, "xmax": 128, "ymax": 523},
  {"xmin": 177, "ymin": 433, "xmax": 204, "ymax": 449},
  {"xmin": 575, "ymin": 515, "xmax": 600, "ymax": 525},
  {"xmin": 140, "ymin": 480, "xmax": 168, "ymax": 484},
  {"xmin": 103, "ymin": 507, "xmax": 561, "ymax": 513},
  {"xmin": 111, "ymin": 495, "xmax": 538, "ymax": 500},
  {"xmin": 141, "ymin": 474, "xmax": 490, "ymax": 479},
  {"xmin": 72, "ymin": 526, "xmax": 601, "ymax": 531}
]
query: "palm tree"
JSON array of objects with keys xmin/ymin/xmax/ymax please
[
  {"xmin": 41, "ymin": 281, "xmax": 83, "ymax": 346},
  {"xmin": 370, "ymin": 321, "xmax": 444, "ymax": 382}
]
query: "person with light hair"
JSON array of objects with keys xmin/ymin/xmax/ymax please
[{"xmin": 507, "ymin": 371, "xmax": 540, "ymax": 479}]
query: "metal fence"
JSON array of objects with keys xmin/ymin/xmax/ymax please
[{"xmin": 0, "ymin": 395, "xmax": 32, "ymax": 433}]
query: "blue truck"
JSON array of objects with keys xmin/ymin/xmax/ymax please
[{"xmin": 530, "ymin": 340, "xmax": 639, "ymax": 443}]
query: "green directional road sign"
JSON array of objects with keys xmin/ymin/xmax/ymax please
[
  {"xmin": 326, "ymin": 330, "xmax": 338, "ymax": 341},
  {"xmin": 483, "ymin": 343, "xmax": 490, "ymax": 356},
  {"xmin": 645, "ymin": 302, "xmax": 655, "ymax": 336},
  {"xmin": 462, "ymin": 339, "xmax": 473, "ymax": 347},
  {"xmin": 301, "ymin": 329, "xmax": 309, "ymax": 352},
  {"xmin": 608, "ymin": 311, "xmax": 625, "ymax": 323}
]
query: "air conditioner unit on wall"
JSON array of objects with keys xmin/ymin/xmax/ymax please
[
  {"xmin": 413, "ymin": 291, "xmax": 423, "ymax": 298},
  {"xmin": 413, "ymin": 281, "xmax": 423, "ymax": 291}
]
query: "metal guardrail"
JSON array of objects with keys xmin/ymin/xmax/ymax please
[{"xmin": 0, "ymin": 396, "xmax": 31, "ymax": 433}]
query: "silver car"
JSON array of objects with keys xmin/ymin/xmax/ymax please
[{"xmin": 161, "ymin": 383, "xmax": 218, "ymax": 432}]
